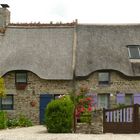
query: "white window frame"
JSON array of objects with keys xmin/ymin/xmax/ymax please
[
  {"xmin": 127, "ymin": 45, "xmax": 140, "ymax": 59},
  {"xmin": 98, "ymin": 72, "xmax": 110, "ymax": 85},
  {"xmin": 97, "ymin": 94, "xmax": 110, "ymax": 109}
]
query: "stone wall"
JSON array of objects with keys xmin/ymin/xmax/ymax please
[
  {"xmin": 76, "ymin": 71, "xmax": 140, "ymax": 108},
  {"xmin": 3, "ymin": 70, "xmax": 140, "ymax": 125},
  {"xmin": 3, "ymin": 71, "xmax": 73, "ymax": 124},
  {"xmin": 76, "ymin": 110, "xmax": 103, "ymax": 134}
]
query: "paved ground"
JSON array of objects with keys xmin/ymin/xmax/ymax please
[{"xmin": 0, "ymin": 125, "xmax": 140, "ymax": 140}]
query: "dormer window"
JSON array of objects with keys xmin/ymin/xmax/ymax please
[{"xmin": 127, "ymin": 45, "xmax": 140, "ymax": 59}]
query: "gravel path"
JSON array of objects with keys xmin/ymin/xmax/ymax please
[{"xmin": 0, "ymin": 125, "xmax": 140, "ymax": 140}]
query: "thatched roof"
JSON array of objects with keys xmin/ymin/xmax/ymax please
[
  {"xmin": 0, "ymin": 25, "xmax": 74, "ymax": 79},
  {"xmin": 76, "ymin": 24, "xmax": 140, "ymax": 77},
  {"xmin": 1, "ymin": 23, "xmax": 140, "ymax": 79}
]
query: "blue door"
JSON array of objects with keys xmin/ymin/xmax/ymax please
[{"xmin": 40, "ymin": 94, "xmax": 53, "ymax": 124}]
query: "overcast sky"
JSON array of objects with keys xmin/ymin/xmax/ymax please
[{"xmin": 1, "ymin": 0, "xmax": 140, "ymax": 23}]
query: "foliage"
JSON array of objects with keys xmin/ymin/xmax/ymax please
[
  {"xmin": 18, "ymin": 114, "xmax": 33, "ymax": 127},
  {"xmin": 0, "ymin": 111, "xmax": 7, "ymax": 129},
  {"xmin": 7, "ymin": 115, "xmax": 33, "ymax": 128},
  {"xmin": 76, "ymin": 86, "xmax": 94, "ymax": 123},
  {"xmin": 45, "ymin": 95, "xmax": 74, "ymax": 133},
  {"xmin": 7, "ymin": 118, "xmax": 19, "ymax": 128},
  {"xmin": 115, "ymin": 103, "xmax": 126, "ymax": 108},
  {"xmin": 0, "ymin": 78, "xmax": 6, "ymax": 97},
  {"xmin": 80, "ymin": 110, "xmax": 92, "ymax": 124}
]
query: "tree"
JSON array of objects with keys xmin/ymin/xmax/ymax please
[{"xmin": 0, "ymin": 78, "xmax": 6, "ymax": 97}]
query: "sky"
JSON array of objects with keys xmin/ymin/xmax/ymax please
[{"xmin": 1, "ymin": 0, "xmax": 140, "ymax": 24}]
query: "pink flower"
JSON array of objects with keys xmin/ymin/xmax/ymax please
[
  {"xmin": 80, "ymin": 107, "xmax": 85, "ymax": 112},
  {"xmin": 88, "ymin": 106, "xmax": 92, "ymax": 112}
]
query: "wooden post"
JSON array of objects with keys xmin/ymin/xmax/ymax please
[
  {"xmin": 73, "ymin": 106, "xmax": 76, "ymax": 133},
  {"xmin": 103, "ymin": 108, "xmax": 106, "ymax": 133},
  {"xmin": 133, "ymin": 104, "xmax": 139, "ymax": 133}
]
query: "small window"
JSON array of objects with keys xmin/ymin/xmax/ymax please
[
  {"xmin": 15, "ymin": 72, "xmax": 27, "ymax": 83},
  {"xmin": 15, "ymin": 71, "xmax": 27, "ymax": 90},
  {"xmin": 127, "ymin": 45, "xmax": 140, "ymax": 59},
  {"xmin": 125, "ymin": 94, "xmax": 133, "ymax": 105},
  {"xmin": 97, "ymin": 94, "xmax": 110, "ymax": 109},
  {"xmin": 98, "ymin": 72, "xmax": 109, "ymax": 85},
  {"xmin": 0, "ymin": 95, "xmax": 13, "ymax": 110}
]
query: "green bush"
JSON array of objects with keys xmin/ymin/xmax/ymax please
[
  {"xmin": 18, "ymin": 114, "xmax": 33, "ymax": 127},
  {"xmin": 7, "ymin": 118, "xmax": 19, "ymax": 128},
  {"xmin": 80, "ymin": 111, "xmax": 92, "ymax": 124},
  {"xmin": 7, "ymin": 115, "xmax": 33, "ymax": 128},
  {"xmin": 45, "ymin": 95, "xmax": 74, "ymax": 133},
  {"xmin": 0, "ymin": 111, "xmax": 7, "ymax": 129}
]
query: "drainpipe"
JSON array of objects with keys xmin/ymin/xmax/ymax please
[{"xmin": 72, "ymin": 19, "xmax": 78, "ymax": 133}]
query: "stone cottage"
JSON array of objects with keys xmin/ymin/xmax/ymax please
[{"xmin": 1, "ymin": 4, "xmax": 140, "ymax": 124}]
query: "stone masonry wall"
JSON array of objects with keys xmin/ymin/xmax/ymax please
[
  {"xmin": 76, "ymin": 110, "xmax": 103, "ymax": 134},
  {"xmin": 3, "ymin": 71, "xmax": 73, "ymax": 124},
  {"xmin": 76, "ymin": 71, "xmax": 140, "ymax": 108},
  {"xmin": 3, "ymin": 70, "xmax": 140, "ymax": 126}
]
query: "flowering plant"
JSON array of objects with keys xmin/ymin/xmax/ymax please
[{"xmin": 75, "ymin": 86, "xmax": 94, "ymax": 123}]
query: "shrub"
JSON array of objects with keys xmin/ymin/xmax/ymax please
[
  {"xmin": 0, "ymin": 111, "xmax": 7, "ymax": 129},
  {"xmin": 7, "ymin": 118, "xmax": 19, "ymax": 128},
  {"xmin": 18, "ymin": 114, "xmax": 33, "ymax": 127},
  {"xmin": 80, "ymin": 110, "xmax": 92, "ymax": 124},
  {"xmin": 45, "ymin": 95, "xmax": 74, "ymax": 133}
]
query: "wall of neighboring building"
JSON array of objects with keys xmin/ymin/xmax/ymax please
[
  {"xmin": 76, "ymin": 70, "xmax": 140, "ymax": 109},
  {"xmin": 3, "ymin": 71, "xmax": 73, "ymax": 124}
]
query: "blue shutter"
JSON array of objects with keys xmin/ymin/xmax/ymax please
[
  {"xmin": 116, "ymin": 93, "xmax": 125, "ymax": 104},
  {"xmin": 134, "ymin": 93, "xmax": 140, "ymax": 105}
]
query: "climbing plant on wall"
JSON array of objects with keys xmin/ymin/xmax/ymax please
[
  {"xmin": 76, "ymin": 86, "xmax": 94, "ymax": 124},
  {"xmin": 0, "ymin": 77, "xmax": 6, "ymax": 97}
]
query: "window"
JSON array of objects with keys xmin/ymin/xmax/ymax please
[
  {"xmin": 98, "ymin": 72, "xmax": 109, "ymax": 85},
  {"xmin": 15, "ymin": 72, "xmax": 27, "ymax": 83},
  {"xmin": 116, "ymin": 93, "xmax": 133, "ymax": 105},
  {"xmin": 15, "ymin": 71, "xmax": 27, "ymax": 90},
  {"xmin": 97, "ymin": 94, "xmax": 110, "ymax": 109},
  {"xmin": 127, "ymin": 45, "xmax": 140, "ymax": 59},
  {"xmin": 0, "ymin": 95, "xmax": 13, "ymax": 110},
  {"xmin": 125, "ymin": 94, "xmax": 133, "ymax": 105}
]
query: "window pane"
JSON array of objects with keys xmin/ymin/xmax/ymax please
[
  {"xmin": 98, "ymin": 94, "xmax": 109, "ymax": 109},
  {"xmin": 99, "ymin": 73, "xmax": 109, "ymax": 81},
  {"xmin": 134, "ymin": 94, "xmax": 140, "ymax": 105},
  {"xmin": 1, "ymin": 95, "xmax": 13, "ymax": 110},
  {"xmin": 99, "ymin": 72, "xmax": 109, "ymax": 84},
  {"xmin": 16, "ymin": 73, "xmax": 27, "ymax": 83},
  {"xmin": 1, "ymin": 105, "xmax": 13, "ymax": 110},
  {"xmin": 2, "ymin": 96, "xmax": 12, "ymax": 105},
  {"xmin": 125, "ymin": 94, "xmax": 133, "ymax": 105},
  {"xmin": 116, "ymin": 93, "xmax": 125, "ymax": 104},
  {"xmin": 129, "ymin": 47, "xmax": 140, "ymax": 58}
]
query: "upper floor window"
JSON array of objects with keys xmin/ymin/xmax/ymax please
[
  {"xmin": 15, "ymin": 71, "xmax": 27, "ymax": 84},
  {"xmin": 98, "ymin": 72, "xmax": 110, "ymax": 85},
  {"xmin": 127, "ymin": 45, "xmax": 140, "ymax": 59},
  {"xmin": 15, "ymin": 71, "xmax": 27, "ymax": 90}
]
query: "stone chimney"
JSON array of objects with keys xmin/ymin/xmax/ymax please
[{"xmin": 0, "ymin": 4, "xmax": 10, "ymax": 27}]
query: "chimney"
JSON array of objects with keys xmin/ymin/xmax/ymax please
[{"xmin": 0, "ymin": 4, "xmax": 10, "ymax": 27}]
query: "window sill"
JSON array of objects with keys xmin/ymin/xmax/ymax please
[
  {"xmin": 0, "ymin": 110, "xmax": 15, "ymax": 112},
  {"xmin": 129, "ymin": 59, "xmax": 140, "ymax": 63},
  {"xmin": 98, "ymin": 84, "xmax": 110, "ymax": 87}
]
